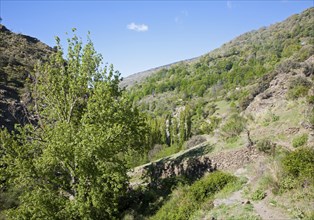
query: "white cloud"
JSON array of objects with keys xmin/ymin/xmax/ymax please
[
  {"xmin": 127, "ymin": 22, "xmax": 148, "ymax": 32},
  {"xmin": 227, "ymin": 1, "xmax": 232, "ymax": 9}
]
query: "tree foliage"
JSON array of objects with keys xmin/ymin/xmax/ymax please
[{"xmin": 0, "ymin": 30, "xmax": 147, "ymax": 219}]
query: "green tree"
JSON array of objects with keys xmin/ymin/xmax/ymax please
[
  {"xmin": 179, "ymin": 107, "xmax": 192, "ymax": 145},
  {"xmin": 170, "ymin": 117, "xmax": 178, "ymax": 146},
  {"xmin": 179, "ymin": 112, "xmax": 186, "ymax": 145},
  {"xmin": 0, "ymin": 30, "xmax": 147, "ymax": 219}
]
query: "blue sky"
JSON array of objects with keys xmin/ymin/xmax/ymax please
[{"xmin": 1, "ymin": 1, "xmax": 313, "ymax": 77}]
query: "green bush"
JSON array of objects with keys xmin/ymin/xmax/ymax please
[
  {"xmin": 281, "ymin": 148, "xmax": 314, "ymax": 184},
  {"xmin": 287, "ymin": 77, "xmax": 312, "ymax": 99},
  {"xmin": 199, "ymin": 121, "xmax": 213, "ymax": 135},
  {"xmin": 307, "ymin": 95, "xmax": 314, "ymax": 104},
  {"xmin": 262, "ymin": 111, "xmax": 280, "ymax": 126},
  {"xmin": 288, "ymin": 86, "xmax": 310, "ymax": 99},
  {"xmin": 292, "ymin": 133, "xmax": 308, "ymax": 148},
  {"xmin": 189, "ymin": 172, "xmax": 236, "ymax": 202},
  {"xmin": 256, "ymin": 139, "xmax": 274, "ymax": 154},
  {"xmin": 151, "ymin": 172, "xmax": 236, "ymax": 220},
  {"xmin": 220, "ymin": 114, "xmax": 246, "ymax": 139},
  {"xmin": 279, "ymin": 175, "xmax": 298, "ymax": 191},
  {"xmin": 197, "ymin": 116, "xmax": 221, "ymax": 135},
  {"xmin": 251, "ymin": 189, "xmax": 267, "ymax": 201}
]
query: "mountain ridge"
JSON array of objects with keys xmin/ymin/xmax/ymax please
[
  {"xmin": 120, "ymin": 56, "xmax": 199, "ymax": 88},
  {"xmin": 121, "ymin": 7, "xmax": 313, "ymax": 90}
]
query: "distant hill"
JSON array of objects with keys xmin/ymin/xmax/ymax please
[
  {"xmin": 128, "ymin": 7, "xmax": 313, "ymax": 103},
  {"xmin": 122, "ymin": 7, "xmax": 313, "ymax": 91},
  {"xmin": 127, "ymin": 7, "xmax": 313, "ymax": 157},
  {"xmin": 120, "ymin": 56, "xmax": 199, "ymax": 89},
  {"xmin": 0, "ymin": 25, "xmax": 53, "ymax": 131}
]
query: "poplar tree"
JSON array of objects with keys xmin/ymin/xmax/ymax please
[{"xmin": 0, "ymin": 30, "xmax": 147, "ymax": 219}]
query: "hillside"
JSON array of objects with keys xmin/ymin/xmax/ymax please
[
  {"xmin": 120, "ymin": 56, "xmax": 199, "ymax": 88},
  {"xmin": 0, "ymin": 24, "xmax": 53, "ymax": 131},
  {"xmin": 127, "ymin": 7, "xmax": 313, "ymax": 144},
  {"xmin": 122, "ymin": 7, "xmax": 314, "ymax": 219},
  {"xmin": 126, "ymin": 55, "xmax": 313, "ymax": 219}
]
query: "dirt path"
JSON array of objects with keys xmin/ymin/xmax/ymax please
[
  {"xmin": 213, "ymin": 167, "xmax": 291, "ymax": 220},
  {"xmin": 253, "ymin": 199, "xmax": 290, "ymax": 220},
  {"xmin": 213, "ymin": 189, "xmax": 244, "ymax": 207}
]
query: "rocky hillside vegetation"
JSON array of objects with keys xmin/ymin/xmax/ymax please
[
  {"xmin": 121, "ymin": 7, "xmax": 314, "ymax": 219},
  {"xmin": 0, "ymin": 25, "xmax": 52, "ymax": 131},
  {"xmin": 126, "ymin": 7, "xmax": 313, "ymax": 163}
]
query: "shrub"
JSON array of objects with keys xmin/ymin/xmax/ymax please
[
  {"xmin": 151, "ymin": 171, "xmax": 236, "ymax": 220},
  {"xmin": 251, "ymin": 189, "xmax": 267, "ymax": 201},
  {"xmin": 292, "ymin": 133, "xmax": 308, "ymax": 148},
  {"xmin": 197, "ymin": 116, "xmax": 221, "ymax": 135},
  {"xmin": 287, "ymin": 77, "xmax": 312, "ymax": 99},
  {"xmin": 189, "ymin": 172, "xmax": 236, "ymax": 202},
  {"xmin": 256, "ymin": 139, "xmax": 274, "ymax": 154},
  {"xmin": 279, "ymin": 175, "xmax": 298, "ymax": 191},
  {"xmin": 281, "ymin": 148, "xmax": 314, "ymax": 184},
  {"xmin": 209, "ymin": 116, "xmax": 221, "ymax": 132},
  {"xmin": 307, "ymin": 95, "xmax": 314, "ymax": 104},
  {"xmin": 199, "ymin": 121, "xmax": 213, "ymax": 135},
  {"xmin": 288, "ymin": 86, "xmax": 310, "ymax": 99},
  {"xmin": 0, "ymin": 187, "xmax": 21, "ymax": 212},
  {"xmin": 220, "ymin": 114, "xmax": 246, "ymax": 139},
  {"xmin": 262, "ymin": 111, "xmax": 280, "ymax": 126},
  {"xmin": 276, "ymin": 59, "xmax": 300, "ymax": 73}
]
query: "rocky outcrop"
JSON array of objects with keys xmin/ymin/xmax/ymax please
[
  {"xmin": 245, "ymin": 56, "xmax": 313, "ymax": 118},
  {"xmin": 144, "ymin": 156, "xmax": 215, "ymax": 185},
  {"xmin": 0, "ymin": 25, "xmax": 53, "ymax": 131},
  {"xmin": 210, "ymin": 147, "xmax": 259, "ymax": 170},
  {"xmin": 130, "ymin": 146, "xmax": 260, "ymax": 188}
]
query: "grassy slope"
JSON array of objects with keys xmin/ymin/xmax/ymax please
[{"xmin": 125, "ymin": 8, "xmax": 314, "ymax": 219}]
